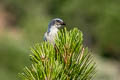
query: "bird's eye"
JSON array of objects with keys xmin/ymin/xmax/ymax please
[{"xmin": 56, "ymin": 20, "xmax": 61, "ymax": 23}]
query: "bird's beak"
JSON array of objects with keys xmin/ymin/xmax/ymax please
[{"xmin": 61, "ymin": 22, "xmax": 66, "ymax": 25}]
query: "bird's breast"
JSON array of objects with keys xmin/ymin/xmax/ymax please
[
  {"xmin": 45, "ymin": 28, "xmax": 58, "ymax": 44},
  {"xmin": 49, "ymin": 29, "xmax": 58, "ymax": 40}
]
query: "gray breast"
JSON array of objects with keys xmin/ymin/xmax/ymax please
[{"xmin": 44, "ymin": 31, "xmax": 58, "ymax": 45}]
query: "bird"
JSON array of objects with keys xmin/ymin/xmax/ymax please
[{"xmin": 44, "ymin": 18, "xmax": 66, "ymax": 44}]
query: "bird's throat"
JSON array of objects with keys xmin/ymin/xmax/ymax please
[{"xmin": 49, "ymin": 26, "xmax": 58, "ymax": 36}]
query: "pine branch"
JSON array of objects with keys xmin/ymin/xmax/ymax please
[{"xmin": 19, "ymin": 27, "xmax": 96, "ymax": 80}]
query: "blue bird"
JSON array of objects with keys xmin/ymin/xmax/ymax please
[{"xmin": 44, "ymin": 18, "xmax": 66, "ymax": 44}]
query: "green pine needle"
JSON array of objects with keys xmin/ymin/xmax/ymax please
[{"xmin": 19, "ymin": 27, "xmax": 96, "ymax": 80}]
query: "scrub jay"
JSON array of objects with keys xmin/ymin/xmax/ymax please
[{"xmin": 44, "ymin": 18, "xmax": 66, "ymax": 44}]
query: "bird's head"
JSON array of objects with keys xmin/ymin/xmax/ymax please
[{"xmin": 48, "ymin": 18, "xmax": 66, "ymax": 29}]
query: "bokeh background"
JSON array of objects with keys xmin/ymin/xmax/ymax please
[{"xmin": 0, "ymin": 0, "xmax": 120, "ymax": 80}]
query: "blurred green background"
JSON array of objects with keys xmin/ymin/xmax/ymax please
[{"xmin": 0, "ymin": 0, "xmax": 120, "ymax": 80}]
